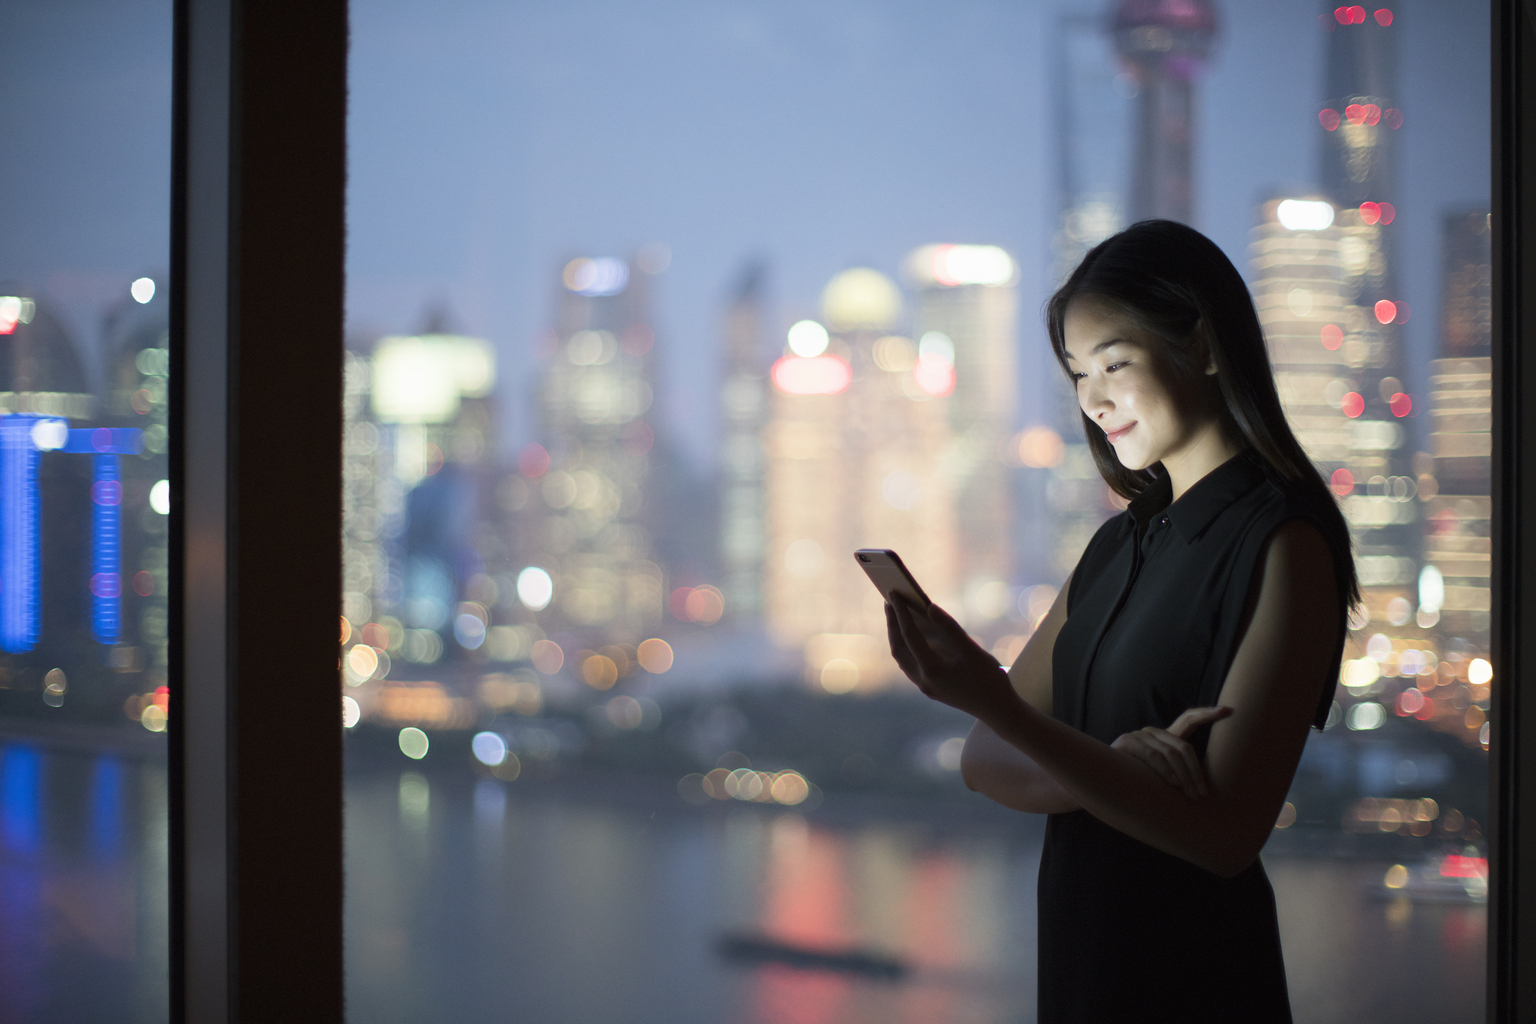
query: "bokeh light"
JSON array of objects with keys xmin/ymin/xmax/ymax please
[
  {"xmin": 637, "ymin": 638, "xmax": 673, "ymax": 673},
  {"xmin": 471, "ymin": 731, "xmax": 508, "ymax": 766},
  {"xmin": 530, "ymin": 639, "xmax": 565, "ymax": 675},
  {"xmin": 130, "ymin": 277, "xmax": 156, "ymax": 303},
  {"xmin": 786, "ymin": 320, "xmax": 830, "ymax": 358},
  {"xmin": 516, "ymin": 567, "xmax": 554, "ymax": 611},
  {"xmin": 342, "ymin": 695, "xmax": 361, "ymax": 729},
  {"xmin": 398, "ymin": 727, "xmax": 430, "ymax": 759},
  {"xmin": 1017, "ymin": 427, "xmax": 1065, "ymax": 468}
]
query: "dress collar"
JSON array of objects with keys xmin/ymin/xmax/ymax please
[{"xmin": 1127, "ymin": 449, "xmax": 1268, "ymax": 542}]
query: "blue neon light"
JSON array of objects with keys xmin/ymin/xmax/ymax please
[
  {"xmin": 62, "ymin": 427, "xmax": 143, "ymax": 455},
  {"xmin": 0, "ymin": 418, "xmax": 40, "ymax": 653},
  {"xmin": 91, "ymin": 454, "xmax": 121, "ymax": 643}
]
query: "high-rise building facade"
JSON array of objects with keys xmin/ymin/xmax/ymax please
[
  {"xmin": 1315, "ymin": 6, "xmax": 1419, "ymax": 615},
  {"xmin": 904, "ymin": 245, "xmax": 1018, "ymax": 620},
  {"xmin": 718, "ymin": 264, "xmax": 769, "ymax": 622},
  {"xmin": 1112, "ymin": 0, "xmax": 1218, "ymax": 225},
  {"xmin": 527, "ymin": 257, "xmax": 665, "ymax": 643},
  {"xmin": 762, "ymin": 268, "xmax": 958, "ymax": 692},
  {"xmin": 1424, "ymin": 211, "xmax": 1492, "ymax": 640}
]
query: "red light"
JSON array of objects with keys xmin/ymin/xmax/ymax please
[
  {"xmin": 1384, "ymin": 108, "xmax": 1404, "ymax": 129},
  {"xmin": 1318, "ymin": 109, "xmax": 1341, "ymax": 131},
  {"xmin": 132, "ymin": 571, "xmax": 155, "ymax": 597},
  {"xmin": 1342, "ymin": 392, "xmax": 1365, "ymax": 418},
  {"xmin": 1359, "ymin": 202, "xmax": 1381, "ymax": 225},
  {"xmin": 1397, "ymin": 688, "xmax": 1424, "ymax": 716},
  {"xmin": 669, "ymin": 587, "xmax": 695, "ymax": 621},
  {"xmin": 1379, "ymin": 202, "xmax": 1396, "ymax": 225},
  {"xmin": 1334, "ymin": 6, "xmax": 1350, "ymax": 23},
  {"xmin": 1374, "ymin": 8, "xmax": 1393, "ymax": 26},
  {"xmin": 1389, "ymin": 392, "xmax": 1412, "ymax": 417},
  {"xmin": 772, "ymin": 354, "xmax": 852, "ymax": 396},
  {"xmin": 1345, "ymin": 104, "xmax": 1366, "ymax": 126},
  {"xmin": 519, "ymin": 443, "xmax": 550, "ymax": 478},
  {"xmin": 1349, "ymin": 5, "xmax": 1367, "ymax": 22},
  {"xmin": 1363, "ymin": 104, "xmax": 1381, "ymax": 126},
  {"xmin": 1415, "ymin": 696, "xmax": 1437, "ymax": 721},
  {"xmin": 1321, "ymin": 324, "xmax": 1344, "ymax": 350},
  {"xmin": 1330, "ymin": 468, "xmax": 1355, "ymax": 496},
  {"xmin": 1374, "ymin": 300, "xmax": 1397, "ymax": 324},
  {"xmin": 1441, "ymin": 855, "xmax": 1487, "ymax": 879}
]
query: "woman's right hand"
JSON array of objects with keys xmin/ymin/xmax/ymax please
[{"xmin": 1111, "ymin": 706, "xmax": 1233, "ymax": 800}]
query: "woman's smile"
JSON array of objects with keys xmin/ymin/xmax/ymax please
[{"xmin": 1104, "ymin": 422, "xmax": 1136, "ymax": 444}]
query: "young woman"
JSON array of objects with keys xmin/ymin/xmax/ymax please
[{"xmin": 885, "ymin": 219, "xmax": 1358, "ymax": 1022}]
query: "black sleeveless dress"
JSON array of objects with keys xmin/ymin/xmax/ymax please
[{"xmin": 1038, "ymin": 450, "xmax": 1346, "ymax": 1023}]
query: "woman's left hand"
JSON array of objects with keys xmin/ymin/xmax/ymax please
[{"xmin": 886, "ymin": 596, "xmax": 1016, "ymax": 721}]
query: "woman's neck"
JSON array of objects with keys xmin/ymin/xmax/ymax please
[{"xmin": 1160, "ymin": 417, "xmax": 1243, "ymax": 501}]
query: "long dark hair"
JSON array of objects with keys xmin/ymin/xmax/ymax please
[{"xmin": 1046, "ymin": 219, "xmax": 1359, "ymax": 608}]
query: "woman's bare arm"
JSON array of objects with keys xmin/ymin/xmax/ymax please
[
  {"xmin": 959, "ymin": 579, "xmax": 1081, "ymax": 813},
  {"xmin": 893, "ymin": 519, "xmax": 1337, "ymax": 877}
]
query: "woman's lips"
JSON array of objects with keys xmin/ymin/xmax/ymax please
[{"xmin": 1105, "ymin": 422, "xmax": 1136, "ymax": 444}]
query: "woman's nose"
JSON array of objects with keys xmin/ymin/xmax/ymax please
[{"xmin": 1078, "ymin": 377, "xmax": 1111, "ymax": 417}]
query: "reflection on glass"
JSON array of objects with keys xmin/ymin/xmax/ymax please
[{"xmin": 344, "ymin": 3, "xmax": 1490, "ymax": 1021}]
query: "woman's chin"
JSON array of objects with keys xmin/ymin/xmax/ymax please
[{"xmin": 1112, "ymin": 446, "xmax": 1153, "ymax": 472}]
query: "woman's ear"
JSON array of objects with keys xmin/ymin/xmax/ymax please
[{"xmin": 1194, "ymin": 318, "xmax": 1219, "ymax": 375}]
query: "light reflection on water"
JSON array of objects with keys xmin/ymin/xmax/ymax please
[
  {"xmin": 0, "ymin": 742, "xmax": 1488, "ymax": 1023},
  {"xmin": 346, "ymin": 769, "xmax": 1483, "ymax": 1024}
]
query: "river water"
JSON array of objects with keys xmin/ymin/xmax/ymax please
[{"xmin": 0, "ymin": 740, "xmax": 1487, "ymax": 1023}]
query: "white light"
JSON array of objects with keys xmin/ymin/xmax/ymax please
[
  {"xmin": 398, "ymin": 727, "xmax": 430, "ymax": 759},
  {"xmin": 149, "ymin": 479, "xmax": 171, "ymax": 515},
  {"xmin": 562, "ymin": 257, "xmax": 629, "ymax": 297},
  {"xmin": 918, "ymin": 331, "xmax": 954, "ymax": 365},
  {"xmin": 1276, "ymin": 199, "xmax": 1335, "ymax": 231},
  {"xmin": 370, "ymin": 335, "xmax": 496, "ymax": 424},
  {"xmin": 471, "ymin": 731, "xmax": 508, "ymax": 766},
  {"xmin": 29, "ymin": 419, "xmax": 67, "ymax": 451},
  {"xmin": 1346, "ymin": 702, "xmax": 1386, "ymax": 731},
  {"xmin": 516, "ymin": 566, "xmax": 554, "ymax": 611},
  {"xmin": 906, "ymin": 244, "xmax": 1016, "ymax": 287},
  {"xmin": 787, "ymin": 320, "xmax": 829, "ymax": 358},
  {"xmin": 130, "ymin": 277, "xmax": 156, "ymax": 304},
  {"xmin": 342, "ymin": 695, "xmax": 361, "ymax": 728},
  {"xmin": 1419, "ymin": 565, "xmax": 1444, "ymax": 614}
]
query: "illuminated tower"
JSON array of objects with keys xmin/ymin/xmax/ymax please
[
  {"xmin": 718, "ymin": 263, "xmax": 769, "ymax": 621},
  {"xmin": 904, "ymin": 245, "xmax": 1019, "ymax": 625},
  {"xmin": 526, "ymin": 257, "xmax": 664, "ymax": 644},
  {"xmin": 1315, "ymin": 4, "xmax": 1417, "ymax": 615},
  {"xmin": 762, "ymin": 268, "xmax": 958, "ymax": 692},
  {"xmin": 1423, "ymin": 211, "xmax": 1492, "ymax": 641},
  {"xmin": 1112, "ymin": 0, "xmax": 1218, "ymax": 224}
]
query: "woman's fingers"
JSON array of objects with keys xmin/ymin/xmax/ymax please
[
  {"xmin": 885, "ymin": 604, "xmax": 921, "ymax": 680},
  {"xmin": 1114, "ymin": 732, "xmax": 1190, "ymax": 795},
  {"xmin": 1143, "ymin": 729, "xmax": 1207, "ymax": 797},
  {"xmin": 891, "ymin": 597, "xmax": 945, "ymax": 677},
  {"xmin": 1167, "ymin": 705, "xmax": 1234, "ymax": 739}
]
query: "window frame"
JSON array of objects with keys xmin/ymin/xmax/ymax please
[{"xmin": 165, "ymin": 1, "xmax": 1535, "ymax": 1019}]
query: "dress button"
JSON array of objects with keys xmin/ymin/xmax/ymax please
[{"xmin": 1160, "ymin": 516, "xmax": 1169, "ymax": 525}]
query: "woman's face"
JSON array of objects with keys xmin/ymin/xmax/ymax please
[{"xmin": 1061, "ymin": 299, "xmax": 1210, "ymax": 473}]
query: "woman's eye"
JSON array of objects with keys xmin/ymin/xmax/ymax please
[{"xmin": 1106, "ymin": 361, "xmax": 1129, "ymax": 372}]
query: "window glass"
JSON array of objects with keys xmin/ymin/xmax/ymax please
[
  {"xmin": 345, "ymin": 3, "xmax": 1489, "ymax": 1020},
  {"xmin": 0, "ymin": 1, "xmax": 172, "ymax": 1019}
]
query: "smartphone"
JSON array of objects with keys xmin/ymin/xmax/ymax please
[{"xmin": 854, "ymin": 549, "xmax": 931, "ymax": 610}]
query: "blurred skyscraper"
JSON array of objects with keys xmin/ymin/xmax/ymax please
[
  {"xmin": 350, "ymin": 330, "xmax": 498, "ymax": 668},
  {"xmin": 718, "ymin": 263, "xmax": 769, "ymax": 622},
  {"xmin": 527, "ymin": 257, "xmax": 665, "ymax": 642},
  {"xmin": 1424, "ymin": 211, "xmax": 1492, "ymax": 640},
  {"xmin": 1042, "ymin": 13, "xmax": 1136, "ymax": 582},
  {"xmin": 762, "ymin": 268, "xmax": 958, "ymax": 692},
  {"xmin": 903, "ymin": 245, "xmax": 1018, "ymax": 620},
  {"xmin": 1315, "ymin": 6, "xmax": 1418, "ymax": 614},
  {"xmin": 1112, "ymin": 0, "xmax": 1218, "ymax": 225}
]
